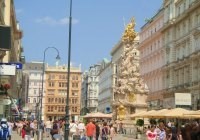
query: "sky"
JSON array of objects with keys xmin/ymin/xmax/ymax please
[{"xmin": 15, "ymin": 0, "xmax": 163, "ymax": 71}]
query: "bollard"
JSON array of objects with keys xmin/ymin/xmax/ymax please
[
  {"xmin": 37, "ymin": 129, "xmax": 43, "ymax": 140},
  {"xmin": 53, "ymin": 134, "xmax": 62, "ymax": 140}
]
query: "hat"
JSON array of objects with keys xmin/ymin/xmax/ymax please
[{"xmin": 1, "ymin": 118, "xmax": 7, "ymax": 122}]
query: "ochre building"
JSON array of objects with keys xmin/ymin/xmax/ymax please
[{"xmin": 44, "ymin": 65, "xmax": 82, "ymax": 121}]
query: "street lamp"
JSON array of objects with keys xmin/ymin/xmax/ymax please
[
  {"xmin": 65, "ymin": 0, "xmax": 72, "ymax": 139},
  {"xmin": 40, "ymin": 47, "xmax": 60, "ymax": 122}
]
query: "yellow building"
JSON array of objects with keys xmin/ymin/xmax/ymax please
[{"xmin": 44, "ymin": 65, "xmax": 82, "ymax": 121}]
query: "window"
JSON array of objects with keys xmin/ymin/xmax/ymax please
[
  {"xmin": 48, "ymin": 89, "xmax": 55, "ymax": 94},
  {"xmin": 48, "ymin": 106, "xmax": 50, "ymax": 112},
  {"xmin": 34, "ymin": 82, "xmax": 37, "ymax": 86},
  {"xmin": 72, "ymin": 91, "xmax": 78, "ymax": 96},
  {"xmin": 33, "ymin": 98, "xmax": 36, "ymax": 103},
  {"xmin": 28, "ymin": 98, "xmax": 30, "ymax": 103},
  {"xmin": 34, "ymin": 89, "xmax": 37, "ymax": 94},
  {"xmin": 48, "ymin": 82, "xmax": 55, "ymax": 87}
]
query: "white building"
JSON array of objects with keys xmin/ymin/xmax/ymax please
[
  {"xmin": 98, "ymin": 58, "xmax": 112, "ymax": 113},
  {"xmin": 139, "ymin": 8, "xmax": 164, "ymax": 109},
  {"xmin": 23, "ymin": 62, "xmax": 44, "ymax": 119},
  {"xmin": 161, "ymin": 0, "xmax": 200, "ymax": 109},
  {"xmin": 81, "ymin": 64, "xmax": 101, "ymax": 113}
]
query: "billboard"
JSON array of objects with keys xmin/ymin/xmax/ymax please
[{"xmin": 175, "ymin": 93, "xmax": 191, "ymax": 106}]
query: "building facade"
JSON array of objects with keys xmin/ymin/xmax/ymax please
[
  {"xmin": 98, "ymin": 59, "xmax": 112, "ymax": 113},
  {"xmin": 139, "ymin": 8, "xmax": 164, "ymax": 109},
  {"xmin": 0, "ymin": 0, "xmax": 24, "ymax": 118},
  {"xmin": 44, "ymin": 65, "xmax": 82, "ymax": 121},
  {"xmin": 23, "ymin": 62, "xmax": 43, "ymax": 119},
  {"xmin": 162, "ymin": 0, "xmax": 200, "ymax": 109},
  {"xmin": 81, "ymin": 64, "xmax": 100, "ymax": 113}
]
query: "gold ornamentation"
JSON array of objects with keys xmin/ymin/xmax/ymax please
[
  {"xmin": 122, "ymin": 18, "xmax": 137, "ymax": 43},
  {"xmin": 129, "ymin": 93, "xmax": 135, "ymax": 102},
  {"xmin": 117, "ymin": 105, "xmax": 126, "ymax": 120}
]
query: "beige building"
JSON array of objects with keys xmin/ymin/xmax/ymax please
[
  {"xmin": 44, "ymin": 65, "xmax": 82, "ymax": 121},
  {"xmin": 0, "ymin": 0, "xmax": 24, "ymax": 118},
  {"xmin": 161, "ymin": 0, "xmax": 200, "ymax": 109},
  {"xmin": 139, "ymin": 8, "xmax": 164, "ymax": 109}
]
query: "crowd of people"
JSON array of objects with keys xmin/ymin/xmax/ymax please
[
  {"xmin": 145, "ymin": 120, "xmax": 200, "ymax": 140},
  {"xmin": 0, "ymin": 117, "xmax": 120, "ymax": 140},
  {"xmin": 4, "ymin": 116, "xmax": 200, "ymax": 140}
]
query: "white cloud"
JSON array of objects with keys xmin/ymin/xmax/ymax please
[{"xmin": 35, "ymin": 16, "xmax": 79, "ymax": 26}]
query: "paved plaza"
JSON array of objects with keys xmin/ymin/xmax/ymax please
[{"xmin": 11, "ymin": 130, "xmax": 143, "ymax": 140}]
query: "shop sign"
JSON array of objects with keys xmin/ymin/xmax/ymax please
[
  {"xmin": 0, "ymin": 98, "xmax": 11, "ymax": 105},
  {"xmin": 0, "ymin": 65, "xmax": 16, "ymax": 75},
  {"xmin": 175, "ymin": 93, "xmax": 191, "ymax": 105}
]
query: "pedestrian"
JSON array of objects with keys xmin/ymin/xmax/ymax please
[
  {"xmin": 30, "ymin": 120, "xmax": 35, "ymax": 138},
  {"xmin": 77, "ymin": 120, "xmax": 85, "ymax": 139},
  {"xmin": 50, "ymin": 120, "xmax": 59, "ymax": 140},
  {"xmin": 109, "ymin": 124, "xmax": 116, "ymax": 140},
  {"xmin": 146, "ymin": 125, "xmax": 157, "ymax": 140},
  {"xmin": 101, "ymin": 122, "xmax": 109, "ymax": 140},
  {"xmin": 93, "ymin": 121, "xmax": 100, "ymax": 140},
  {"xmin": 69, "ymin": 120, "xmax": 77, "ymax": 140},
  {"xmin": 86, "ymin": 119, "xmax": 96, "ymax": 140},
  {"xmin": 21, "ymin": 125, "xmax": 26, "ymax": 139},
  {"xmin": 45, "ymin": 117, "xmax": 53, "ymax": 137}
]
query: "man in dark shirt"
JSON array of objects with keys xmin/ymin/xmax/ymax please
[{"xmin": 93, "ymin": 121, "xmax": 100, "ymax": 140}]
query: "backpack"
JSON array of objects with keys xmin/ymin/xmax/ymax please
[{"xmin": 0, "ymin": 124, "xmax": 9, "ymax": 140}]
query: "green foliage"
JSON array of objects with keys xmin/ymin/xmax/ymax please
[
  {"xmin": 149, "ymin": 118, "xmax": 157, "ymax": 125},
  {"xmin": 136, "ymin": 119, "xmax": 144, "ymax": 127}
]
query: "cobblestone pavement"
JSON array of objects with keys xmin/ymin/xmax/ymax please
[{"xmin": 12, "ymin": 131, "xmax": 145, "ymax": 140}]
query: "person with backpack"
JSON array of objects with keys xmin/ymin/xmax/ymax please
[
  {"xmin": 101, "ymin": 122, "xmax": 109, "ymax": 140},
  {"xmin": 0, "ymin": 118, "xmax": 10, "ymax": 140}
]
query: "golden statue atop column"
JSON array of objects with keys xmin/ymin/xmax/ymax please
[{"xmin": 122, "ymin": 18, "xmax": 137, "ymax": 43}]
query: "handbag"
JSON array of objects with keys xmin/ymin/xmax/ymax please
[{"xmin": 50, "ymin": 129, "xmax": 58, "ymax": 135}]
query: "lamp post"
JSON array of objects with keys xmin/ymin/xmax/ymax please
[
  {"xmin": 65, "ymin": 0, "xmax": 72, "ymax": 139},
  {"xmin": 40, "ymin": 47, "xmax": 60, "ymax": 122}
]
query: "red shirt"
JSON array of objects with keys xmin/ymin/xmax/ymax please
[{"xmin": 86, "ymin": 122, "xmax": 96, "ymax": 137}]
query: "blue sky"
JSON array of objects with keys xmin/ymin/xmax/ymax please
[{"xmin": 15, "ymin": 0, "xmax": 162, "ymax": 70}]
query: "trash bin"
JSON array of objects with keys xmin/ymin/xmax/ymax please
[
  {"xmin": 53, "ymin": 134, "xmax": 62, "ymax": 140},
  {"xmin": 37, "ymin": 129, "xmax": 43, "ymax": 140}
]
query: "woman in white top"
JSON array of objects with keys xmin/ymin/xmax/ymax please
[
  {"xmin": 69, "ymin": 120, "xmax": 77, "ymax": 140},
  {"xmin": 45, "ymin": 118, "xmax": 52, "ymax": 137}
]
